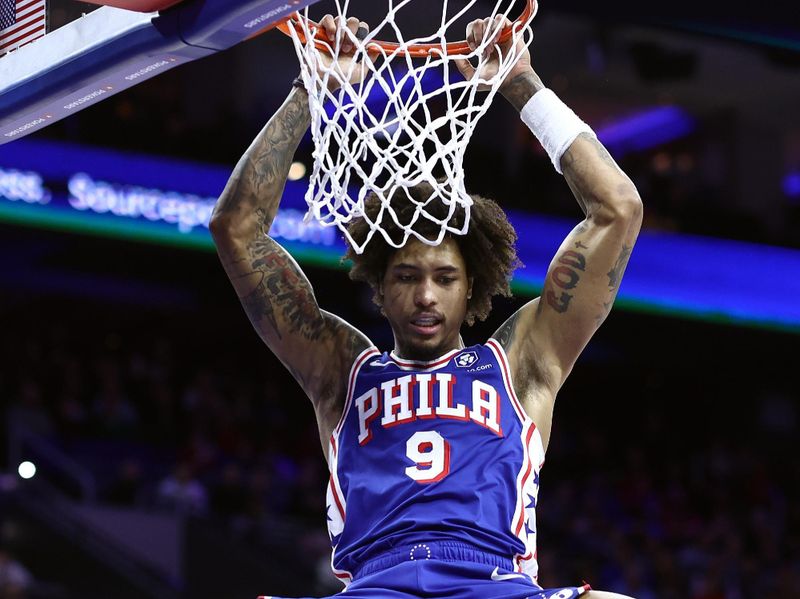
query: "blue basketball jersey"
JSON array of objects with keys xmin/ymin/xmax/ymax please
[{"xmin": 325, "ymin": 340, "xmax": 545, "ymax": 586}]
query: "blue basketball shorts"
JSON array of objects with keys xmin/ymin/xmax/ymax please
[{"xmin": 260, "ymin": 541, "xmax": 590, "ymax": 599}]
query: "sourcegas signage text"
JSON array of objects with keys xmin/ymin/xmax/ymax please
[{"xmin": 0, "ymin": 166, "xmax": 336, "ymax": 246}]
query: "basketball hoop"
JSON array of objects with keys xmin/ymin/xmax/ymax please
[
  {"xmin": 280, "ymin": 0, "xmax": 537, "ymax": 254},
  {"xmin": 277, "ymin": 0, "xmax": 537, "ymax": 59}
]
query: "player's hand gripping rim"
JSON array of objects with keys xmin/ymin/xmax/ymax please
[
  {"xmin": 455, "ymin": 15, "xmax": 532, "ymax": 92},
  {"xmin": 312, "ymin": 15, "xmax": 374, "ymax": 92}
]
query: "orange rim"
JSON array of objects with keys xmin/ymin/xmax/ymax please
[{"xmin": 276, "ymin": 0, "xmax": 537, "ymax": 58}]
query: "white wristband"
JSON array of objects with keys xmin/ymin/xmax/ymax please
[{"xmin": 520, "ymin": 88, "xmax": 596, "ymax": 175}]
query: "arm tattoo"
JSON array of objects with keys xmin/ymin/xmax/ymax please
[
  {"xmin": 345, "ymin": 327, "xmax": 370, "ymax": 361},
  {"xmin": 247, "ymin": 236, "xmax": 326, "ymax": 341},
  {"xmin": 545, "ymin": 287, "xmax": 573, "ymax": 314},
  {"xmin": 213, "ymin": 90, "xmax": 310, "ymax": 220},
  {"xmin": 249, "ymin": 99, "xmax": 308, "ymax": 208},
  {"xmin": 561, "ymin": 133, "xmax": 618, "ymax": 172},
  {"xmin": 594, "ymin": 300, "xmax": 613, "ymax": 326},
  {"xmin": 564, "ymin": 176, "xmax": 590, "ymax": 216},
  {"xmin": 314, "ymin": 320, "xmax": 371, "ymax": 405},
  {"xmin": 607, "ymin": 244, "xmax": 633, "ymax": 290},
  {"xmin": 590, "ymin": 137, "xmax": 619, "ymax": 170},
  {"xmin": 560, "ymin": 133, "xmax": 623, "ymax": 217},
  {"xmin": 241, "ymin": 276, "xmax": 281, "ymax": 340},
  {"xmin": 500, "ymin": 72, "xmax": 545, "ymax": 112},
  {"xmin": 494, "ymin": 310, "xmax": 522, "ymax": 351},
  {"xmin": 544, "ymin": 248, "xmax": 586, "ymax": 314},
  {"xmin": 593, "ymin": 244, "xmax": 633, "ymax": 325}
]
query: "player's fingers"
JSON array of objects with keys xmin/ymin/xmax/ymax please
[
  {"xmin": 342, "ymin": 16, "xmax": 360, "ymax": 53},
  {"xmin": 483, "ymin": 17, "xmax": 495, "ymax": 41},
  {"xmin": 466, "ymin": 20, "xmax": 476, "ymax": 51},
  {"xmin": 333, "ymin": 15, "xmax": 349, "ymax": 51},
  {"xmin": 333, "ymin": 15, "xmax": 344, "ymax": 47},
  {"xmin": 486, "ymin": 15, "xmax": 508, "ymax": 55},
  {"xmin": 356, "ymin": 20, "xmax": 370, "ymax": 41},
  {"xmin": 478, "ymin": 17, "xmax": 495, "ymax": 59},
  {"xmin": 467, "ymin": 18, "xmax": 486, "ymax": 52},
  {"xmin": 453, "ymin": 57, "xmax": 476, "ymax": 81},
  {"xmin": 345, "ymin": 16, "xmax": 360, "ymax": 35},
  {"xmin": 319, "ymin": 14, "xmax": 336, "ymax": 46},
  {"xmin": 490, "ymin": 14, "xmax": 508, "ymax": 41},
  {"xmin": 477, "ymin": 18, "xmax": 489, "ymax": 46},
  {"xmin": 356, "ymin": 21, "xmax": 375, "ymax": 65}
]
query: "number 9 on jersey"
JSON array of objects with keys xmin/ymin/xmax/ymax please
[{"xmin": 405, "ymin": 431, "xmax": 451, "ymax": 483}]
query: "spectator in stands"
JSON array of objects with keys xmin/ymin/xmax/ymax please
[{"xmin": 155, "ymin": 462, "xmax": 208, "ymax": 516}]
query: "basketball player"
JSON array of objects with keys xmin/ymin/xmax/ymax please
[{"xmin": 210, "ymin": 14, "xmax": 642, "ymax": 599}]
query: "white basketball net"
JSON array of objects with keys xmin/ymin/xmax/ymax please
[{"xmin": 287, "ymin": 0, "xmax": 535, "ymax": 254}]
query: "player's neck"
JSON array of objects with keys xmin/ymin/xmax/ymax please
[{"xmin": 392, "ymin": 336, "xmax": 466, "ymax": 362}]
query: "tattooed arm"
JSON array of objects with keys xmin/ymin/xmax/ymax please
[
  {"xmin": 209, "ymin": 73, "xmax": 371, "ymax": 447},
  {"xmin": 493, "ymin": 70, "xmax": 643, "ymax": 449}
]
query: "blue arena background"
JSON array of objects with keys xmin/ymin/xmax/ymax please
[{"xmin": 2, "ymin": 137, "xmax": 799, "ymax": 332}]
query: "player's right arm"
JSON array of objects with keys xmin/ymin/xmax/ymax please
[{"xmin": 209, "ymin": 46, "xmax": 371, "ymax": 435}]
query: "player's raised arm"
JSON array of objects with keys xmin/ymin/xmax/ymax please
[
  {"xmin": 500, "ymin": 71, "xmax": 643, "ymax": 377},
  {"xmin": 459, "ymin": 18, "xmax": 643, "ymax": 446},
  {"xmin": 209, "ymin": 16, "xmax": 373, "ymax": 422}
]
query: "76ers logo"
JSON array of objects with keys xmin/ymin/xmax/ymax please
[{"xmin": 454, "ymin": 351, "xmax": 479, "ymax": 368}]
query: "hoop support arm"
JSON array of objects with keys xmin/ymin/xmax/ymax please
[{"xmin": 0, "ymin": 0, "xmax": 321, "ymax": 144}]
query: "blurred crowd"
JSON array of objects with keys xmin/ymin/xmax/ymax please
[
  {"xmin": 536, "ymin": 433, "xmax": 799, "ymax": 599},
  {"xmin": 1, "ymin": 299, "xmax": 798, "ymax": 599},
  {"xmin": 4, "ymin": 321, "xmax": 327, "ymax": 525}
]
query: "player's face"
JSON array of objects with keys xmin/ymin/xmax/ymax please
[{"xmin": 381, "ymin": 237, "xmax": 472, "ymax": 361}]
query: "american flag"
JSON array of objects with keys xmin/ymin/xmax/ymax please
[{"xmin": 1, "ymin": 0, "xmax": 47, "ymax": 56}]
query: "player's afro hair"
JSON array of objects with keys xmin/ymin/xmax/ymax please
[{"xmin": 344, "ymin": 182, "xmax": 522, "ymax": 326}]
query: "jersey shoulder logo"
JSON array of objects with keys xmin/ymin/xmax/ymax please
[{"xmin": 455, "ymin": 350, "xmax": 479, "ymax": 368}]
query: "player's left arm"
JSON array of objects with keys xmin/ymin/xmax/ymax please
[
  {"xmin": 521, "ymin": 125, "xmax": 643, "ymax": 379},
  {"xmin": 495, "ymin": 75, "xmax": 643, "ymax": 447},
  {"xmin": 460, "ymin": 17, "xmax": 643, "ymax": 447}
]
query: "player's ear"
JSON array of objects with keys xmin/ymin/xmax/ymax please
[{"xmin": 467, "ymin": 277, "xmax": 473, "ymax": 300}]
